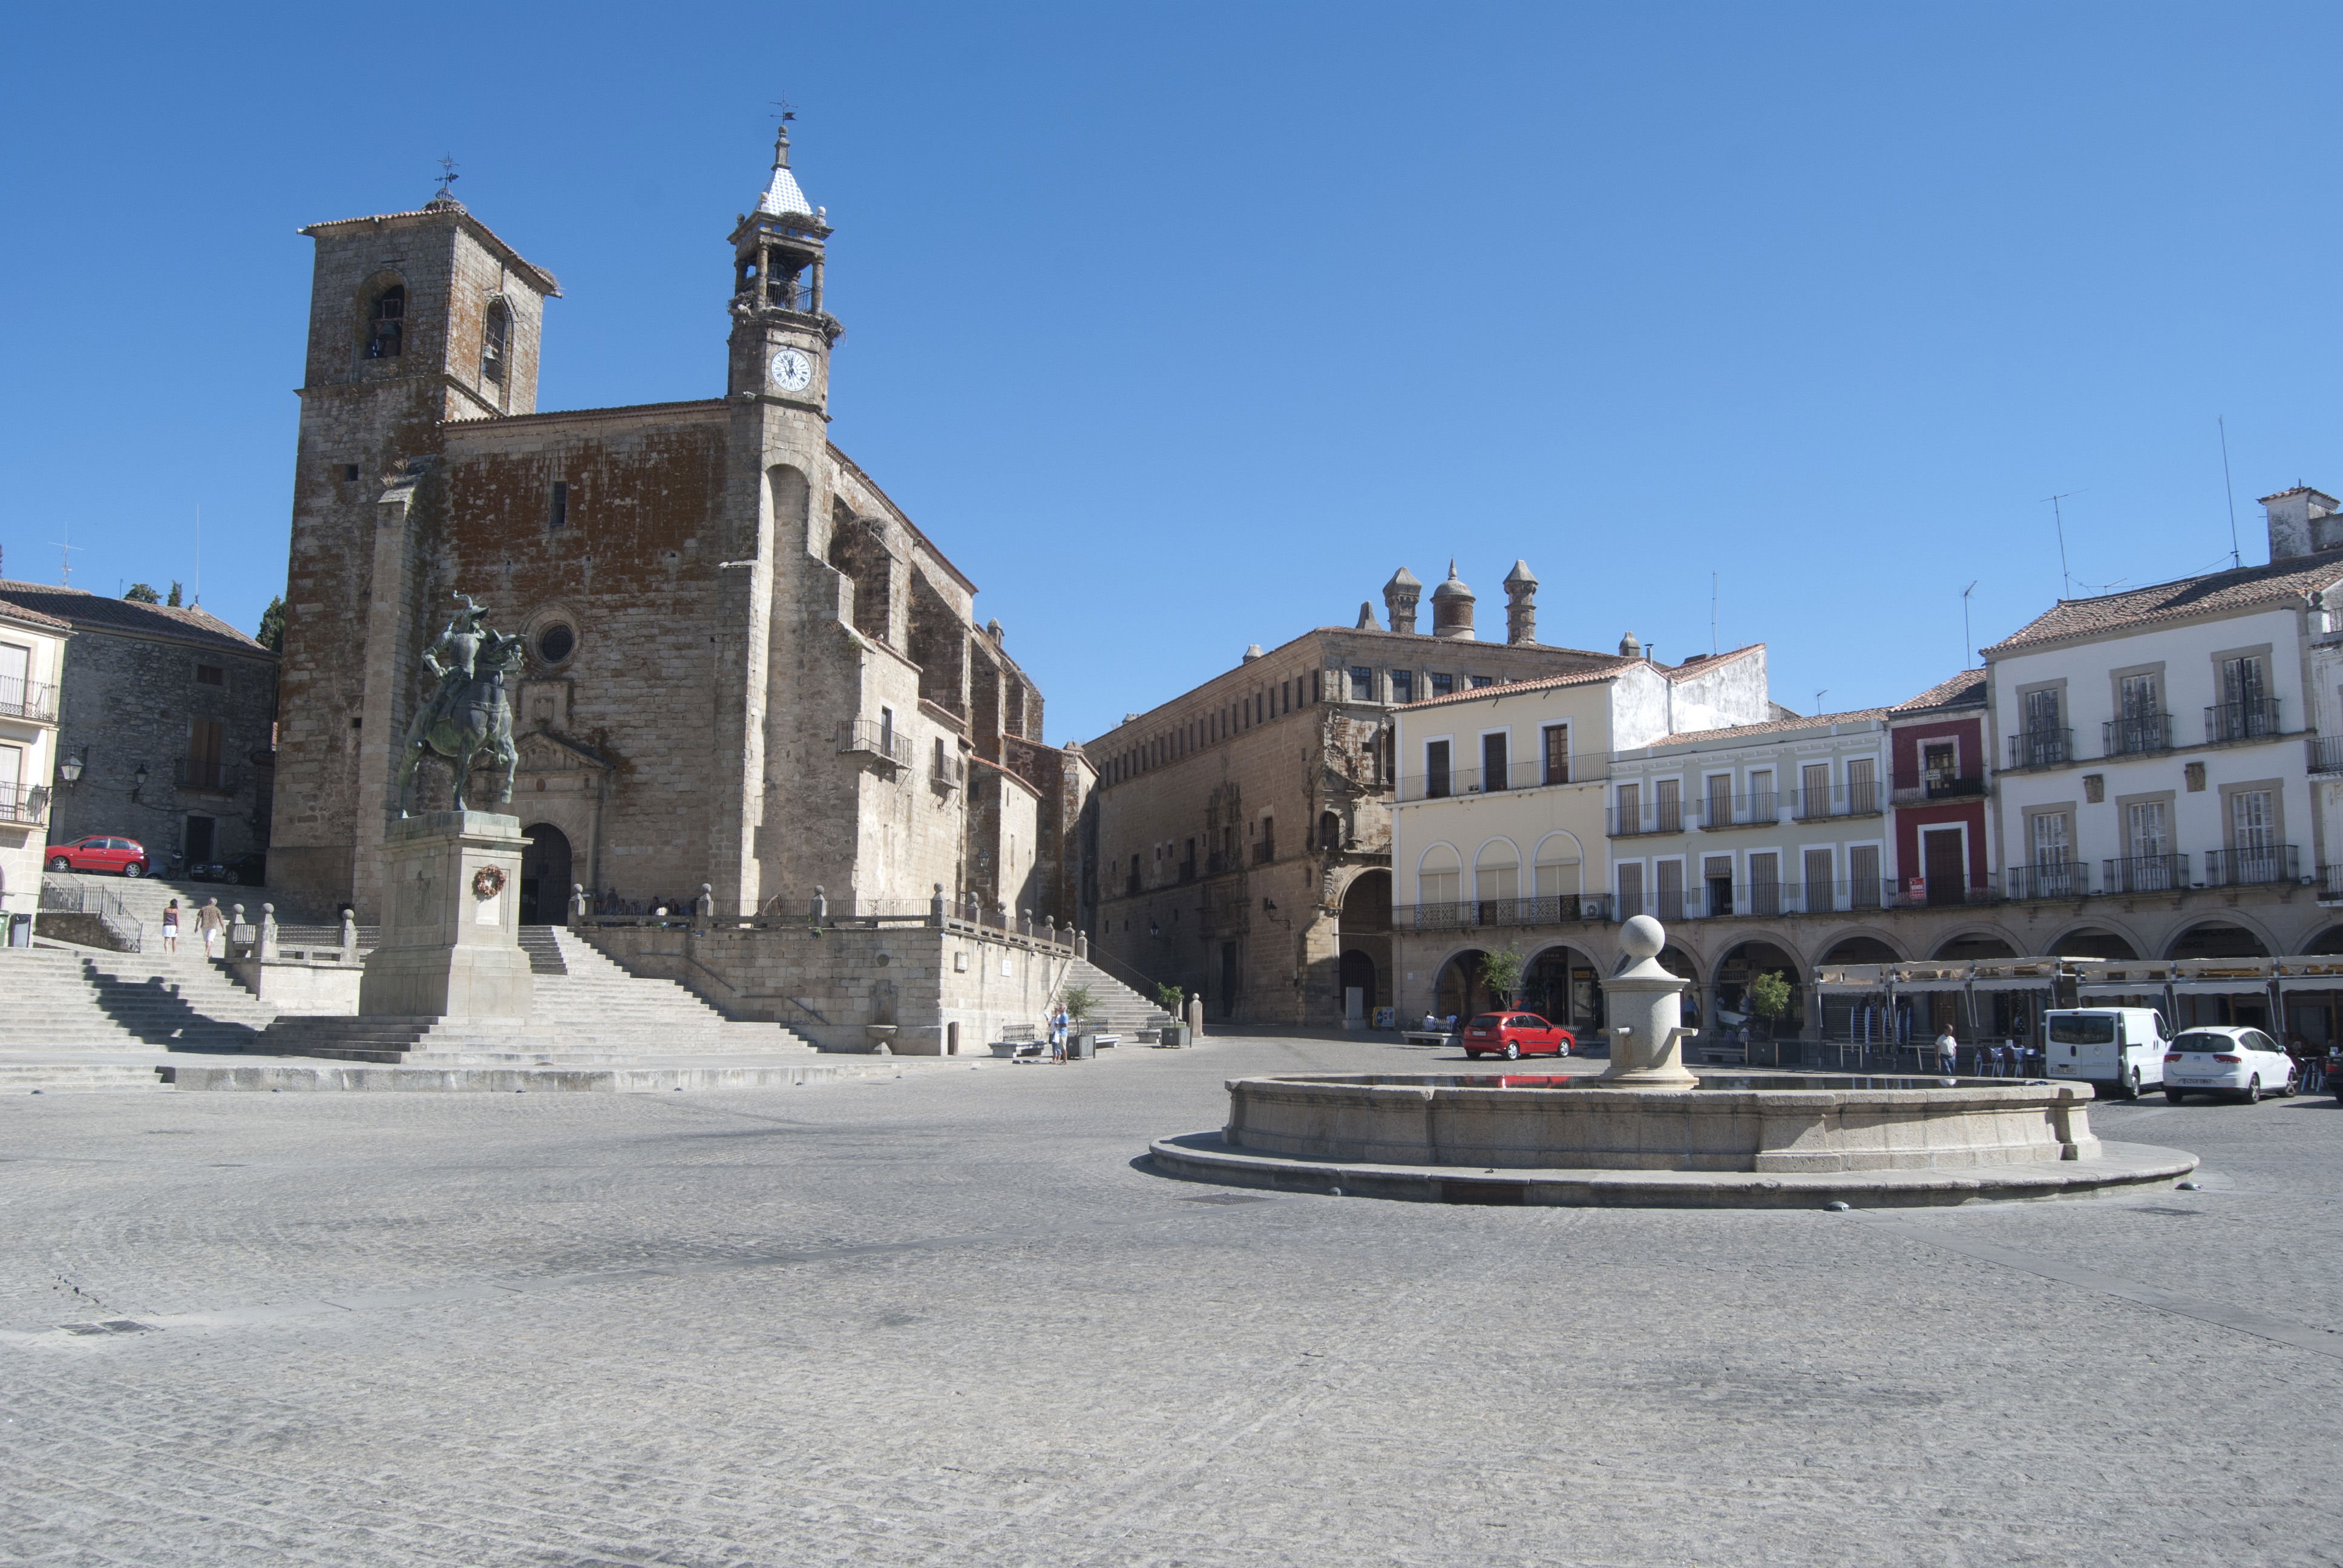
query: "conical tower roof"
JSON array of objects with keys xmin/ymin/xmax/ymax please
[
  {"xmin": 756, "ymin": 123, "xmax": 813, "ymax": 217},
  {"xmin": 1384, "ymin": 565, "xmax": 1421, "ymax": 591},
  {"xmin": 1431, "ymin": 559, "xmax": 1473, "ymax": 599},
  {"xmin": 1504, "ymin": 559, "xmax": 1538, "ymax": 588}
]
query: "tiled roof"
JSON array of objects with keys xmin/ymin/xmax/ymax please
[
  {"xmin": 1395, "ymin": 642, "xmax": 1766, "ymax": 712},
  {"xmin": 1637, "ymin": 707, "xmax": 1889, "ymax": 750},
  {"xmin": 1890, "ymin": 668, "xmax": 1987, "ymax": 713},
  {"xmin": 0, "ymin": 581, "xmax": 272, "ymax": 656},
  {"xmin": 1980, "ymin": 551, "xmax": 2343, "ymax": 655},
  {"xmin": 759, "ymin": 163, "xmax": 813, "ymax": 217},
  {"xmin": 297, "ymin": 207, "xmax": 561, "ymax": 296},
  {"xmin": 0, "ymin": 596, "xmax": 73, "ymax": 631}
]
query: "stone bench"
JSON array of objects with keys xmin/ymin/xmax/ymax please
[
  {"xmin": 991, "ymin": 1026, "xmax": 1043, "ymax": 1060},
  {"xmin": 1403, "ymin": 1031, "xmax": 1453, "ymax": 1048},
  {"xmin": 1086, "ymin": 1033, "xmax": 1122, "ymax": 1050}
]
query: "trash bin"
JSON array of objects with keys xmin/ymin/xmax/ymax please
[
  {"xmin": 1069, "ymin": 1031, "xmax": 1097, "ymax": 1060},
  {"xmin": 1158, "ymin": 1023, "xmax": 1191, "ymax": 1049},
  {"xmin": 5, "ymin": 913, "xmax": 30, "ymax": 948}
]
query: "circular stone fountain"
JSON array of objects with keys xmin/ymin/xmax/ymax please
[{"xmin": 1151, "ymin": 918, "xmax": 2197, "ymax": 1207}]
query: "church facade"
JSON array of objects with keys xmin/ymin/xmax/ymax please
[{"xmin": 269, "ymin": 130, "xmax": 1084, "ymax": 927}]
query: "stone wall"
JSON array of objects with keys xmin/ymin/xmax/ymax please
[
  {"xmin": 28, "ymin": 609, "xmax": 281, "ymax": 872},
  {"xmin": 581, "ymin": 916, "xmax": 1073, "ymax": 1055}
]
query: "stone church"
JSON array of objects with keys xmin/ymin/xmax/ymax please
[{"xmin": 270, "ymin": 128, "xmax": 1087, "ymax": 927}]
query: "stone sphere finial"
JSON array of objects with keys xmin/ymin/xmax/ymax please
[{"xmin": 1620, "ymin": 913, "xmax": 1665, "ymax": 960}]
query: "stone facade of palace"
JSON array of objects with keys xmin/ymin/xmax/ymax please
[{"xmin": 266, "ymin": 130, "xmax": 1087, "ymax": 933}]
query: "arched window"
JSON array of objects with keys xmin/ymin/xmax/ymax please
[
  {"xmin": 481, "ymin": 297, "xmax": 510, "ymax": 385},
  {"xmin": 1473, "ymin": 840, "xmax": 1520, "ymax": 910},
  {"xmin": 367, "ymin": 285, "xmax": 405, "ymax": 359},
  {"xmin": 1532, "ymin": 833, "xmax": 1583, "ymax": 900},
  {"xmin": 1417, "ymin": 844, "xmax": 1461, "ymax": 912}
]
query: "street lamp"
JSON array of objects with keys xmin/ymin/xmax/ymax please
[
  {"xmin": 130, "ymin": 763, "xmax": 148, "ymax": 803},
  {"xmin": 56, "ymin": 750, "xmax": 85, "ymax": 788}
]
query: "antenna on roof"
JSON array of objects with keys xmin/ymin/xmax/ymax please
[
  {"xmin": 1961, "ymin": 580, "xmax": 1978, "ymax": 669},
  {"xmin": 49, "ymin": 523, "xmax": 80, "ymax": 586},
  {"xmin": 193, "ymin": 504, "xmax": 201, "ymax": 607},
  {"xmin": 1711, "ymin": 572, "xmax": 1719, "ymax": 656},
  {"xmin": 1815, "ymin": 689, "xmax": 1827, "ymax": 716},
  {"xmin": 2043, "ymin": 491, "xmax": 2084, "ymax": 598},
  {"xmin": 2218, "ymin": 416, "xmax": 2241, "ymax": 569}
]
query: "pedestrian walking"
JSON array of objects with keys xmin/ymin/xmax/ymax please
[
  {"xmin": 195, "ymin": 898, "xmax": 226, "ymax": 960},
  {"xmin": 1935, "ymin": 1025, "xmax": 1959, "ymax": 1075},
  {"xmin": 160, "ymin": 899, "xmax": 181, "ymax": 956}
]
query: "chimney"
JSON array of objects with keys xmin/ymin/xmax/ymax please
[
  {"xmin": 1503, "ymin": 560, "xmax": 1538, "ymax": 645},
  {"xmin": 2261, "ymin": 485, "xmax": 2342, "ymax": 563},
  {"xmin": 1430, "ymin": 560, "xmax": 1475, "ymax": 639},
  {"xmin": 1355, "ymin": 601, "xmax": 1382, "ymax": 630},
  {"xmin": 1382, "ymin": 567, "xmax": 1421, "ymax": 635}
]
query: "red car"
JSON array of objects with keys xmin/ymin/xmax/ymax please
[
  {"xmin": 46, "ymin": 835, "xmax": 150, "ymax": 877},
  {"xmin": 1461, "ymin": 1012, "xmax": 1575, "ymax": 1060}
]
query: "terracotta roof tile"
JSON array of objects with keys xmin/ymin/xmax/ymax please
[
  {"xmin": 1636, "ymin": 707, "xmax": 1890, "ymax": 750},
  {"xmin": 0, "ymin": 596, "xmax": 74, "ymax": 631},
  {"xmin": 1890, "ymin": 668, "xmax": 1987, "ymax": 713},
  {"xmin": 0, "ymin": 581, "xmax": 272, "ymax": 656},
  {"xmin": 1981, "ymin": 552, "xmax": 2343, "ymax": 655}
]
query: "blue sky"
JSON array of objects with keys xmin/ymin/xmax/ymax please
[{"xmin": 4, "ymin": 3, "xmax": 2337, "ymax": 741}]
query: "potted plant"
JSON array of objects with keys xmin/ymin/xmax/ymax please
[
  {"xmin": 1059, "ymin": 981, "xmax": 1099, "ymax": 1057},
  {"xmin": 1154, "ymin": 982, "xmax": 1190, "ymax": 1047}
]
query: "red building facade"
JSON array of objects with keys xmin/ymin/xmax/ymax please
[{"xmin": 1888, "ymin": 673, "xmax": 1991, "ymax": 903}]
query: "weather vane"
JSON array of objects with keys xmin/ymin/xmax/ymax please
[
  {"xmin": 434, "ymin": 155, "xmax": 460, "ymax": 198},
  {"xmin": 769, "ymin": 97, "xmax": 796, "ymax": 124}
]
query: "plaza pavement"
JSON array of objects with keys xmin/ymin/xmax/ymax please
[{"xmin": 2, "ymin": 1032, "xmax": 2338, "ymax": 1567}]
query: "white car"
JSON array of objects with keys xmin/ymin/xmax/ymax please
[{"xmin": 2163, "ymin": 1026, "xmax": 2299, "ymax": 1103}]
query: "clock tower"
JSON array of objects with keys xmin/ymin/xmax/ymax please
[{"xmin": 727, "ymin": 121, "xmax": 840, "ymax": 411}]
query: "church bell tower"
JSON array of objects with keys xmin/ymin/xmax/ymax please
[{"xmin": 727, "ymin": 120, "xmax": 840, "ymax": 411}]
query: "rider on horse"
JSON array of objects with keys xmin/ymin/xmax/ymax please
[{"xmin": 397, "ymin": 592, "xmax": 523, "ymax": 816}]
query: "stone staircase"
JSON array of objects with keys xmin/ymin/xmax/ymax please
[
  {"xmin": 251, "ymin": 927, "xmax": 818, "ymax": 1064},
  {"xmin": 0, "ymin": 944, "xmax": 277, "ymax": 1052},
  {"xmin": 0, "ymin": 1062, "xmax": 169, "ymax": 1093},
  {"xmin": 1054, "ymin": 958, "xmax": 1177, "ymax": 1042},
  {"xmin": 41, "ymin": 871, "xmax": 272, "ymax": 949}
]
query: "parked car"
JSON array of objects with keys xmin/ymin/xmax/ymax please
[
  {"xmin": 2163, "ymin": 1027, "xmax": 2298, "ymax": 1103},
  {"xmin": 1461, "ymin": 1013, "xmax": 1575, "ymax": 1060},
  {"xmin": 2043, "ymin": 1007, "xmax": 2169, "ymax": 1099},
  {"xmin": 44, "ymin": 835, "xmax": 149, "ymax": 877}
]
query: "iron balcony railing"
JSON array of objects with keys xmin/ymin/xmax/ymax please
[
  {"xmin": 1398, "ymin": 756, "xmax": 1610, "ymax": 802},
  {"xmin": 1607, "ymin": 800, "xmax": 1688, "ymax": 837},
  {"xmin": 1617, "ymin": 881, "xmax": 1907, "ymax": 921},
  {"xmin": 2309, "ymin": 737, "xmax": 2343, "ymax": 775},
  {"xmin": 2103, "ymin": 852, "xmax": 2189, "ymax": 894},
  {"xmin": 2206, "ymin": 698, "xmax": 2281, "ymax": 744},
  {"xmin": 1795, "ymin": 782, "xmax": 1888, "ymax": 818},
  {"xmin": 0, "ymin": 677, "xmax": 58, "ymax": 724},
  {"xmin": 1695, "ymin": 791, "xmax": 1784, "ymax": 830},
  {"xmin": 175, "ymin": 757, "xmax": 240, "ymax": 793},
  {"xmin": 2203, "ymin": 844, "xmax": 2300, "ymax": 888},
  {"xmin": 2102, "ymin": 713, "xmax": 2174, "ymax": 756},
  {"xmin": 1888, "ymin": 768, "xmax": 1984, "ymax": 805},
  {"xmin": 2004, "ymin": 861, "xmax": 2089, "ymax": 901},
  {"xmin": 2008, "ymin": 728, "xmax": 2071, "ymax": 769},
  {"xmin": 2321, "ymin": 864, "xmax": 2343, "ymax": 900},
  {"xmin": 0, "ymin": 782, "xmax": 50, "ymax": 825},
  {"xmin": 1891, "ymin": 877, "xmax": 1999, "ymax": 909},
  {"xmin": 836, "ymin": 719, "xmax": 907, "ymax": 765},
  {"xmin": 1402, "ymin": 895, "xmax": 1616, "ymax": 931}
]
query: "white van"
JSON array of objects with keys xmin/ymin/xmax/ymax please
[{"xmin": 2043, "ymin": 1008, "xmax": 2169, "ymax": 1099}]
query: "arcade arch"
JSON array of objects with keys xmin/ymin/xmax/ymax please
[
  {"xmin": 2047, "ymin": 927, "xmax": 2138, "ymax": 960},
  {"xmin": 1821, "ymin": 935, "xmax": 1901, "ymax": 965},
  {"xmin": 1931, "ymin": 932, "xmax": 2016, "ymax": 960}
]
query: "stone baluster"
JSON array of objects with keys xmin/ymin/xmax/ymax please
[
  {"xmin": 811, "ymin": 885, "xmax": 827, "ymax": 924},
  {"xmin": 229, "ymin": 904, "xmax": 247, "ymax": 959},
  {"xmin": 567, "ymin": 883, "xmax": 587, "ymax": 926},
  {"xmin": 695, "ymin": 883, "xmax": 715, "ymax": 921},
  {"xmin": 931, "ymin": 882, "xmax": 948, "ymax": 926},
  {"xmin": 339, "ymin": 906, "xmax": 357, "ymax": 964},
  {"xmin": 1076, "ymin": 929, "xmax": 1089, "ymax": 959},
  {"xmin": 259, "ymin": 902, "xmax": 279, "ymax": 959}
]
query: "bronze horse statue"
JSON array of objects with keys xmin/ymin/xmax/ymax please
[{"xmin": 395, "ymin": 595, "xmax": 525, "ymax": 815}]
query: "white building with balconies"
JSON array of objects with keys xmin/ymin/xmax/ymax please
[{"xmin": 0, "ymin": 593, "xmax": 70, "ymax": 934}]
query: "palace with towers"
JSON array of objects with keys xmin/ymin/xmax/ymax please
[{"xmin": 269, "ymin": 128, "xmax": 1088, "ymax": 932}]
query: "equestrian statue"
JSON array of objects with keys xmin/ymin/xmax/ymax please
[{"xmin": 395, "ymin": 592, "xmax": 523, "ymax": 816}]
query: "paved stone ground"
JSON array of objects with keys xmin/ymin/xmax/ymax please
[{"xmin": 3, "ymin": 1034, "xmax": 2338, "ymax": 1567}]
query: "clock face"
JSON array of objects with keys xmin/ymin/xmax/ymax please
[{"xmin": 769, "ymin": 348, "xmax": 813, "ymax": 392}]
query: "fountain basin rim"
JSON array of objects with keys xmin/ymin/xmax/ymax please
[
  {"xmin": 1225, "ymin": 1072, "xmax": 2098, "ymax": 1109},
  {"xmin": 1148, "ymin": 1133, "xmax": 2199, "ymax": 1209}
]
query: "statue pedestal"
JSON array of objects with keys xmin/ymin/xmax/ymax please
[{"xmin": 359, "ymin": 811, "xmax": 534, "ymax": 1020}]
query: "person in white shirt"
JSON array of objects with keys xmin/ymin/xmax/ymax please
[{"xmin": 1935, "ymin": 1027, "xmax": 1959, "ymax": 1074}]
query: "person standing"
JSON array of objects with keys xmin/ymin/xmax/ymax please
[
  {"xmin": 160, "ymin": 899, "xmax": 181, "ymax": 956},
  {"xmin": 1050, "ymin": 1005, "xmax": 1069, "ymax": 1063},
  {"xmin": 1935, "ymin": 1025, "xmax": 1959, "ymax": 1075},
  {"xmin": 195, "ymin": 898, "xmax": 226, "ymax": 960}
]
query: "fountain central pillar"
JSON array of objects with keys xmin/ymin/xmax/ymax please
[{"xmin": 1598, "ymin": 914, "xmax": 1697, "ymax": 1088}]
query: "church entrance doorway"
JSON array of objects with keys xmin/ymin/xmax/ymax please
[{"xmin": 521, "ymin": 823, "xmax": 572, "ymax": 925}]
